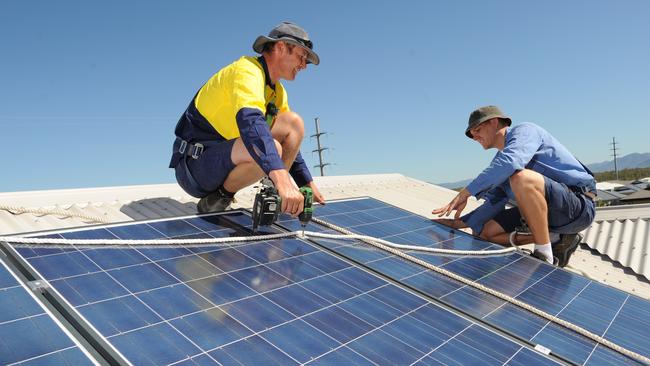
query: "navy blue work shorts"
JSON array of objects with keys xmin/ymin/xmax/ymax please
[
  {"xmin": 493, "ymin": 176, "xmax": 595, "ymax": 235},
  {"xmin": 174, "ymin": 139, "xmax": 236, "ymax": 198}
]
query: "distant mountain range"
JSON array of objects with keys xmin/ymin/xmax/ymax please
[
  {"xmin": 586, "ymin": 152, "xmax": 650, "ymax": 172},
  {"xmin": 437, "ymin": 152, "xmax": 650, "ymax": 189}
]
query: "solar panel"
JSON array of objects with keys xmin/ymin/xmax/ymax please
[
  {"xmin": 285, "ymin": 198, "xmax": 650, "ymax": 366},
  {"xmin": 0, "ymin": 257, "xmax": 95, "ymax": 365},
  {"xmin": 2, "ymin": 209, "xmax": 562, "ymax": 365}
]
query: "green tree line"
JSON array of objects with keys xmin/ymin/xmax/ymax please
[{"xmin": 594, "ymin": 167, "xmax": 650, "ymax": 182}]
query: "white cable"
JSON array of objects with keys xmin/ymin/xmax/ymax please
[
  {"xmin": 0, "ymin": 204, "xmax": 110, "ymax": 224},
  {"xmin": 0, "ymin": 231, "xmax": 517, "ymax": 255}
]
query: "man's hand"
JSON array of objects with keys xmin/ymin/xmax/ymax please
[
  {"xmin": 269, "ymin": 169, "xmax": 304, "ymax": 217},
  {"xmin": 431, "ymin": 188, "xmax": 471, "ymax": 219},
  {"xmin": 307, "ymin": 181, "xmax": 326, "ymax": 205},
  {"xmin": 432, "ymin": 218, "xmax": 467, "ymax": 229}
]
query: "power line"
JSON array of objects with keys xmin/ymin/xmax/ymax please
[
  {"xmin": 311, "ymin": 117, "xmax": 330, "ymax": 176},
  {"xmin": 610, "ymin": 137, "xmax": 620, "ymax": 180}
]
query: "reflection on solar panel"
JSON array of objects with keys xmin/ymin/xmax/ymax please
[
  {"xmin": 0, "ymin": 258, "xmax": 95, "ymax": 365},
  {"xmin": 1, "ymin": 198, "xmax": 649, "ymax": 365}
]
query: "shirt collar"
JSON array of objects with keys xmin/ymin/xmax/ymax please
[{"xmin": 257, "ymin": 56, "xmax": 275, "ymax": 89}]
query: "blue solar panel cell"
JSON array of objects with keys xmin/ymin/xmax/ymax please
[
  {"xmin": 187, "ymin": 273, "xmax": 255, "ymax": 306},
  {"xmin": 170, "ymin": 307, "xmax": 252, "ymax": 351},
  {"xmin": 300, "ymin": 251, "xmax": 351, "ymax": 273},
  {"xmin": 0, "ymin": 315, "xmax": 79, "ymax": 364},
  {"xmin": 330, "ymin": 267, "xmax": 385, "ymax": 293},
  {"xmin": 209, "ymin": 335, "xmax": 298, "ymax": 366},
  {"xmin": 401, "ymin": 270, "xmax": 462, "ymax": 298},
  {"xmin": 109, "ymin": 322, "xmax": 200, "ymax": 365},
  {"xmin": 337, "ymin": 293, "xmax": 404, "ymax": 327},
  {"xmin": 198, "ymin": 248, "xmax": 258, "ymax": 272},
  {"xmin": 82, "ymin": 248, "xmax": 149, "ymax": 270},
  {"xmin": 149, "ymin": 219, "xmax": 203, "ymax": 237},
  {"xmin": 28, "ymin": 251, "xmax": 100, "ymax": 280},
  {"xmin": 223, "ymin": 295, "xmax": 294, "ymax": 332},
  {"xmin": 264, "ymin": 283, "xmax": 331, "ymax": 317},
  {"xmin": 109, "ymin": 262, "xmax": 178, "ymax": 292},
  {"xmin": 300, "ymin": 274, "xmax": 361, "ymax": 303},
  {"xmin": 137, "ymin": 283, "xmax": 213, "ymax": 319},
  {"xmin": 78, "ymin": 295, "xmax": 162, "ymax": 337},
  {"xmin": 0, "ymin": 286, "xmax": 43, "ymax": 323},
  {"xmin": 303, "ymin": 305, "xmax": 374, "ymax": 343},
  {"xmin": 157, "ymin": 254, "xmax": 221, "ymax": 281},
  {"xmin": 307, "ymin": 346, "xmax": 374, "ymax": 366},
  {"xmin": 347, "ymin": 328, "xmax": 423, "ymax": 365},
  {"xmin": 484, "ymin": 303, "xmax": 548, "ymax": 340},
  {"xmin": 51, "ymin": 271, "xmax": 128, "ymax": 306},
  {"xmin": 107, "ymin": 223, "xmax": 165, "ymax": 239},
  {"xmin": 261, "ymin": 319, "xmax": 339, "ymax": 363},
  {"xmin": 265, "ymin": 256, "xmax": 325, "ymax": 283},
  {"xmin": 368, "ymin": 284, "xmax": 427, "ymax": 313},
  {"xmin": 379, "ymin": 313, "xmax": 448, "ymax": 353},
  {"xmin": 365, "ymin": 256, "xmax": 425, "ymax": 279},
  {"xmin": 20, "ymin": 348, "xmax": 95, "ymax": 366}
]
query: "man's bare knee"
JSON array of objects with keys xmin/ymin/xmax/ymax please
[
  {"xmin": 509, "ymin": 169, "xmax": 543, "ymax": 191},
  {"xmin": 277, "ymin": 111, "xmax": 305, "ymax": 136}
]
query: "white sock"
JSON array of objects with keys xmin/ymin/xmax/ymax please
[{"xmin": 535, "ymin": 243, "xmax": 553, "ymax": 263}]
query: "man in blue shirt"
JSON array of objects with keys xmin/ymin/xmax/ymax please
[{"xmin": 432, "ymin": 106, "xmax": 596, "ymax": 267}]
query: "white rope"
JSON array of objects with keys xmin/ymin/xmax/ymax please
[
  {"xmin": 0, "ymin": 231, "xmax": 516, "ymax": 255},
  {"xmin": 0, "ymin": 204, "xmax": 110, "ymax": 224},
  {"xmin": 311, "ymin": 217, "xmax": 650, "ymax": 365}
]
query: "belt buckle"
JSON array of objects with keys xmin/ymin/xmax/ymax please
[
  {"xmin": 178, "ymin": 140, "xmax": 187, "ymax": 154},
  {"xmin": 191, "ymin": 143, "xmax": 204, "ymax": 159}
]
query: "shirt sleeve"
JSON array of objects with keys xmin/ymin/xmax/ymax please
[
  {"xmin": 460, "ymin": 186, "xmax": 508, "ymax": 234},
  {"xmin": 289, "ymin": 151, "xmax": 313, "ymax": 187},
  {"xmin": 466, "ymin": 124, "xmax": 543, "ymax": 197},
  {"xmin": 235, "ymin": 108, "xmax": 285, "ymax": 174}
]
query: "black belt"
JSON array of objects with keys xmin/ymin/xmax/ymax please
[{"xmin": 570, "ymin": 186, "xmax": 597, "ymax": 201}]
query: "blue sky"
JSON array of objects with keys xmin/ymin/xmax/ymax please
[{"xmin": 1, "ymin": 0, "xmax": 648, "ymax": 192}]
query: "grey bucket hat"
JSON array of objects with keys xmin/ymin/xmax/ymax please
[
  {"xmin": 253, "ymin": 21, "xmax": 320, "ymax": 65},
  {"xmin": 465, "ymin": 105, "xmax": 512, "ymax": 138}
]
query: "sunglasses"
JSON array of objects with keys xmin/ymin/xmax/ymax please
[{"xmin": 277, "ymin": 33, "xmax": 313, "ymax": 50}]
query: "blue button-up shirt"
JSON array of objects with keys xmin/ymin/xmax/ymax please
[{"xmin": 461, "ymin": 122, "xmax": 595, "ymax": 234}]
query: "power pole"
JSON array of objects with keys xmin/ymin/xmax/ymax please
[
  {"xmin": 311, "ymin": 118, "xmax": 330, "ymax": 176},
  {"xmin": 610, "ymin": 137, "xmax": 620, "ymax": 180}
]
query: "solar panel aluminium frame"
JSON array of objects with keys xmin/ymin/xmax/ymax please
[{"xmin": 1, "ymin": 203, "xmax": 568, "ymax": 365}]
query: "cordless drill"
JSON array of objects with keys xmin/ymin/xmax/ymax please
[{"xmin": 251, "ymin": 183, "xmax": 314, "ymax": 233}]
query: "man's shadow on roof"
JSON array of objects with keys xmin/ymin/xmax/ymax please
[{"xmin": 119, "ymin": 197, "xmax": 198, "ymax": 221}]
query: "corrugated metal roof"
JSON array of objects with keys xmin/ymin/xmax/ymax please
[
  {"xmin": 620, "ymin": 189, "xmax": 650, "ymax": 201},
  {"xmin": 2, "ymin": 173, "xmax": 650, "ymax": 298},
  {"xmin": 583, "ymin": 203, "xmax": 650, "ymax": 284}
]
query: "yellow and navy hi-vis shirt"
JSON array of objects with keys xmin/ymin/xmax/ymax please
[{"xmin": 170, "ymin": 56, "xmax": 313, "ymax": 187}]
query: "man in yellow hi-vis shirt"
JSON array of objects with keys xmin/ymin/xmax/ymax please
[{"xmin": 169, "ymin": 22, "xmax": 325, "ymax": 216}]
